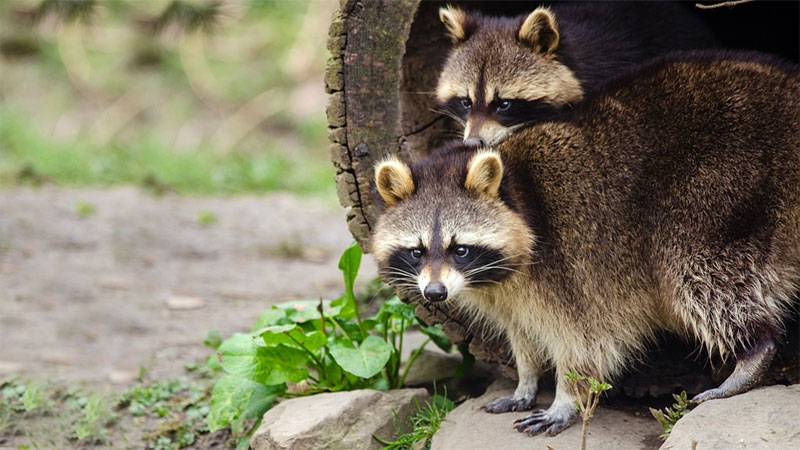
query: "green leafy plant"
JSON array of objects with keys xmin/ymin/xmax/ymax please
[
  {"xmin": 649, "ymin": 391, "xmax": 694, "ymax": 439},
  {"xmin": 72, "ymin": 392, "xmax": 112, "ymax": 443},
  {"xmin": 196, "ymin": 210, "xmax": 218, "ymax": 227},
  {"xmin": 564, "ymin": 370, "xmax": 613, "ymax": 450},
  {"xmin": 75, "ymin": 201, "xmax": 97, "ymax": 218},
  {"xmin": 207, "ymin": 242, "xmax": 453, "ymax": 447},
  {"xmin": 375, "ymin": 387, "xmax": 455, "ymax": 450}
]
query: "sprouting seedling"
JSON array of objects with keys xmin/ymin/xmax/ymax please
[{"xmin": 564, "ymin": 370, "xmax": 612, "ymax": 450}]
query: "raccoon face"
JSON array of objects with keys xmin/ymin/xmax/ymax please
[
  {"xmin": 371, "ymin": 149, "xmax": 533, "ymax": 304},
  {"xmin": 436, "ymin": 6, "xmax": 583, "ymax": 147}
]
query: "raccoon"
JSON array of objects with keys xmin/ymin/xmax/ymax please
[
  {"xmin": 373, "ymin": 51, "xmax": 799, "ymax": 435},
  {"xmin": 436, "ymin": 2, "xmax": 716, "ymax": 146}
]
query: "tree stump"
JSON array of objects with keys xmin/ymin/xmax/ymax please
[{"xmin": 326, "ymin": 0, "xmax": 799, "ymax": 393}]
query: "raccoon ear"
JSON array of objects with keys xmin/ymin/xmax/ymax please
[
  {"xmin": 375, "ymin": 158, "xmax": 415, "ymax": 206},
  {"xmin": 439, "ymin": 6, "xmax": 477, "ymax": 44},
  {"xmin": 518, "ymin": 7, "xmax": 559, "ymax": 55},
  {"xmin": 465, "ymin": 151, "xmax": 503, "ymax": 199}
]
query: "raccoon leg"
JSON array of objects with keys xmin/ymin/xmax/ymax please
[
  {"xmin": 513, "ymin": 368, "xmax": 578, "ymax": 436},
  {"xmin": 483, "ymin": 331, "xmax": 542, "ymax": 413},
  {"xmin": 692, "ymin": 335, "xmax": 776, "ymax": 403}
]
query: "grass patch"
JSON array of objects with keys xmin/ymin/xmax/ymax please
[
  {"xmin": 0, "ymin": 361, "xmax": 222, "ymax": 449},
  {"xmin": 0, "ymin": 109, "xmax": 335, "ymax": 196},
  {"xmin": 376, "ymin": 389, "xmax": 455, "ymax": 450}
]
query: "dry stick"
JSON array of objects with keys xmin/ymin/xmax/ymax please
[{"xmin": 695, "ymin": 0, "xmax": 753, "ymax": 9}]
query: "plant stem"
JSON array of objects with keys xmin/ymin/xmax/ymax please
[
  {"xmin": 329, "ymin": 318, "xmax": 352, "ymax": 342},
  {"xmin": 397, "ymin": 337, "xmax": 431, "ymax": 388},
  {"xmin": 286, "ymin": 334, "xmax": 326, "ymax": 379},
  {"xmin": 580, "ymin": 417, "xmax": 589, "ymax": 450}
]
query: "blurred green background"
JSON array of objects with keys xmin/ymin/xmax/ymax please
[{"xmin": 0, "ymin": 0, "xmax": 336, "ymax": 196}]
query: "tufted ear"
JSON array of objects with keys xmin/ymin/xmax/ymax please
[
  {"xmin": 375, "ymin": 158, "xmax": 415, "ymax": 206},
  {"xmin": 465, "ymin": 150, "xmax": 503, "ymax": 199},
  {"xmin": 439, "ymin": 5, "xmax": 477, "ymax": 44},
  {"xmin": 518, "ymin": 7, "xmax": 559, "ymax": 55}
]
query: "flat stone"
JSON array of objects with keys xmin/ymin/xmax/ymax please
[
  {"xmin": 432, "ymin": 378, "xmax": 662, "ymax": 450},
  {"xmin": 107, "ymin": 368, "xmax": 138, "ymax": 384},
  {"xmin": 251, "ymin": 388, "xmax": 430, "ymax": 450},
  {"xmin": 661, "ymin": 384, "xmax": 800, "ymax": 450},
  {"xmin": 165, "ymin": 295, "xmax": 205, "ymax": 310}
]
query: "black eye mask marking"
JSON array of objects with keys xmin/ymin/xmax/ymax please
[
  {"xmin": 383, "ymin": 247, "xmax": 424, "ymax": 283},
  {"xmin": 440, "ymin": 96, "xmax": 473, "ymax": 121},
  {"xmin": 450, "ymin": 244, "xmax": 514, "ymax": 285},
  {"xmin": 491, "ymin": 99, "xmax": 563, "ymax": 126}
]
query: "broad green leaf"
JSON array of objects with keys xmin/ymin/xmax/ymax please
[
  {"xmin": 331, "ymin": 317, "xmax": 364, "ymax": 341},
  {"xmin": 330, "ymin": 295, "xmax": 355, "ymax": 320},
  {"xmin": 279, "ymin": 299, "xmax": 343, "ymax": 323},
  {"xmin": 207, "ymin": 374, "xmax": 283, "ymax": 431},
  {"xmin": 219, "ymin": 334, "xmax": 308, "ymax": 385},
  {"xmin": 453, "ymin": 342, "xmax": 475, "ymax": 379},
  {"xmin": 254, "ymin": 323, "xmax": 298, "ymax": 346},
  {"xmin": 338, "ymin": 242, "xmax": 362, "ymax": 300},
  {"xmin": 206, "ymin": 354, "xmax": 222, "ymax": 370},
  {"xmin": 418, "ymin": 322, "xmax": 452, "ymax": 353},
  {"xmin": 376, "ymin": 296, "xmax": 416, "ymax": 322},
  {"xmin": 250, "ymin": 308, "xmax": 287, "ymax": 332},
  {"xmin": 369, "ymin": 377, "xmax": 390, "ymax": 391},
  {"xmin": 204, "ymin": 329, "xmax": 223, "ymax": 349},
  {"xmin": 319, "ymin": 354, "xmax": 344, "ymax": 390},
  {"xmin": 258, "ymin": 325, "xmax": 326, "ymax": 352},
  {"xmin": 329, "ymin": 335, "xmax": 392, "ymax": 379}
]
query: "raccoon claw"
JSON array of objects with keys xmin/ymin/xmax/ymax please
[
  {"xmin": 691, "ymin": 388, "xmax": 724, "ymax": 404},
  {"xmin": 514, "ymin": 408, "xmax": 575, "ymax": 436},
  {"xmin": 482, "ymin": 395, "xmax": 536, "ymax": 413}
]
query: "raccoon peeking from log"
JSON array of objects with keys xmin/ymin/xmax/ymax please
[
  {"xmin": 435, "ymin": 2, "xmax": 717, "ymax": 146},
  {"xmin": 372, "ymin": 51, "xmax": 799, "ymax": 436}
]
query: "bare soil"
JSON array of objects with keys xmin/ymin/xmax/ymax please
[{"xmin": 0, "ymin": 187, "xmax": 376, "ymax": 385}]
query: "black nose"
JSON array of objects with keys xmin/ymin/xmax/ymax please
[
  {"xmin": 424, "ymin": 283, "xmax": 448, "ymax": 302},
  {"xmin": 464, "ymin": 136, "xmax": 486, "ymax": 147}
]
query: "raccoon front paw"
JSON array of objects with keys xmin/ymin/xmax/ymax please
[
  {"xmin": 482, "ymin": 395, "xmax": 536, "ymax": 413},
  {"xmin": 513, "ymin": 407, "xmax": 576, "ymax": 436}
]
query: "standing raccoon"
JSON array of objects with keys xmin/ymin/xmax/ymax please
[
  {"xmin": 436, "ymin": 2, "xmax": 716, "ymax": 146},
  {"xmin": 373, "ymin": 52, "xmax": 799, "ymax": 435}
]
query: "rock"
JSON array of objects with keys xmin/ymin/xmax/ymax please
[
  {"xmin": 250, "ymin": 388, "xmax": 430, "ymax": 450},
  {"xmin": 432, "ymin": 378, "xmax": 663, "ymax": 450},
  {"xmin": 402, "ymin": 349, "xmax": 462, "ymax": 386},
  {"xmin": 661, "ymin": 384, "xmax": 800, "ymax": 450},
  {"xmin": 165, "ymin": 295, "xmax": 205, "ymax": 310},
  {"xmin": 107, "ymin": 368, "xmax": 138, "ymax": 384},
  {"xmin": 0, "ymin": 360, "xmax": 23, "ymax": 374}
]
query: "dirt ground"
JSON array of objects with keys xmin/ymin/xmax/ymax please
[{"xmin": 0, "ymin": 187, "xmax": 377, "ymax": 387}]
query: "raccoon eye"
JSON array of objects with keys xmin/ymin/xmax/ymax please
[
  {"xmin": 460, "ymin": 98, "xmax": 472, "ymax": 109},
  {"xmin": 410, "ymin": 248, "xmax": 423, "ymax": 260},
  {"xmin": 496, "ymin": 99, "xmax": 512, "ymax": 113},
  {"xmin": 454, "ymin": 246, "xmax": 469, "ymax": 258}
]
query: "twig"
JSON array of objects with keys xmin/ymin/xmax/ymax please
[{"xmin": 695, "ymin": 0, "xmax": 753, "ymax": 9}]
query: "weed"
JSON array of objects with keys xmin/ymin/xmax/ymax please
[
  {"xmin": 564, "ymin": 370, "xmax": 613, "ymax": 450},
  {"xmin": 72, "ymin": 393, "xmax": 112, "ymax": 443},
  {"xmin": 649, "ymin": 391, "xmax": 694, "ymax": 439},
  {"xmin": 75, "ymin": 201, "xmax": 97, "ymax": 218},
  {"xmin": 375, "ymin": 387, "xmax": 455, "ymax": 450},
  {"xmin": 196, "ymin": 210, "xmax": 218, "ymax": 227},
  {"xmin": 208, "ymin": 242, "xmax": 455, "ymax": 448}
]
